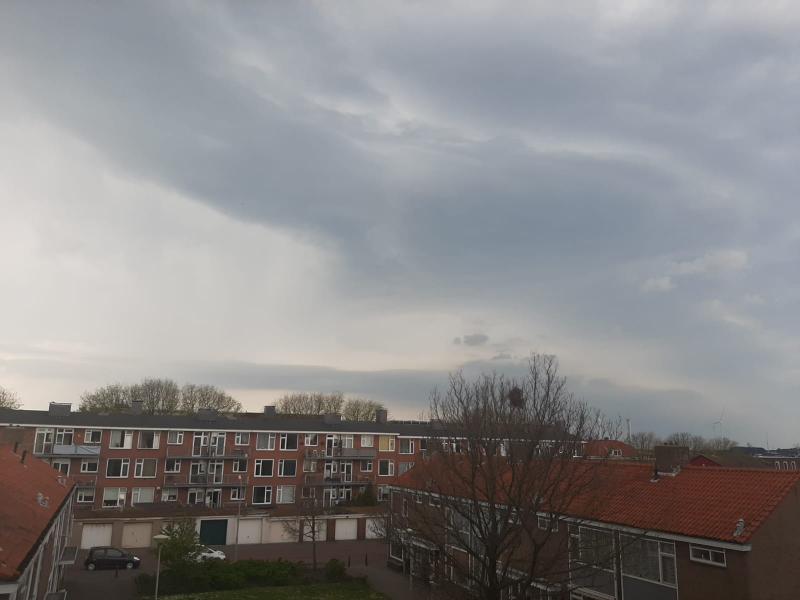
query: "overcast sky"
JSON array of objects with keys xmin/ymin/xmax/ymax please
[{"xmin": 1, "ymin": 2, "xmax": 799, "ymax": 446}]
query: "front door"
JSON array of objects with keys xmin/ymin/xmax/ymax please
[
  {"xmin": 341, "ymin": 461, "xmax": 352, "ymax": 482},
  {"xmin": 323, "ymin": 487, "xmax": 337, "ymax": 507},
  {"xmin": 206, "ymin": 489, "xmax": 222, "ymax": 507}
]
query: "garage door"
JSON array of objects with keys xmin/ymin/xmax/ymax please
[
  {"xmin": 302, "ymin": 519, "xmax": 326, "ymax": 542},
  {"xmin": 265, "ymin": 520, "xmax": 297, "ymax": 543},
  {"xmin": 237, "ymin": 519, "xmax": 261, "ymax": 545},
  {"xmin": 200, "ymin": 519, "xmax": 228, "ymax": 546},
  {"xmin": 366, "ymin": 518, "xmax": 384, "ymax": 539},
  {"xmin": 80, "ymin": 523, "xmax": 113, "ymax": 549},
  {"xmin": 122, "ymin": 523, "xmax": 152, "ymax": 548},
  {"xmin": 335, "ymin": 518, "xmax": 357, "ymax": 540}
]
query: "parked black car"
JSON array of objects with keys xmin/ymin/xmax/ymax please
[{"xmin": 84, "ymin": 546, "xmax": 141, "ymax": 570}]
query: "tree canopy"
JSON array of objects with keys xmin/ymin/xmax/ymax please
[{"xmin": 0, "ymin": 385, "xmax": 21, "ymax": 409}]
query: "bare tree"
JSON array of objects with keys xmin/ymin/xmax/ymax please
[
  {"xmin": 179, "ymin": 384, "xmax": 242, "ymax": 414},
  {"xmin": 281, "ymin": 495, "xmax": 328, "ymax": 571},
  {"xmin": 79, "ymin": 383, "xmax": 132, "ymax": 413},
  {"xmin": 342, "ymin": 398, "xmax": 385, "ymax": 421},
  {"xmin": 664, "ymin": 431, "xmax": 695, "ymax": 448},
  {"xmin": 394, "ymin": 354, "xmax": 627, "ymax": 600},
  {"xmin": 131, "ymin": 378, "xmax": 181, "ymax": 414},
  {"xmin": 703, "ymin": 436, "xmax": 738, "ymax": 453},
  {"xmin": 0, "ymin": 385, "xmax": 21, "ymax": 409},
  {"xmin": 629, "ymin": 431, "xmax": 660, "ymax": 455},
  {"xmin": 276, "ymin": 392, "xmax": 344, "ymax": 415}
]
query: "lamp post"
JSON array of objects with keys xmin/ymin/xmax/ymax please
[
  {"xmin": 152, "ymin": 533, "xmax": 169, "ymax": 600},
  {"xmin": 234, "ymin": 474, "xmax": 242, "ymax": 561}
]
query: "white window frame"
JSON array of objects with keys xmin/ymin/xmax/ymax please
[
  {"xmin": 256, "ymin": 432, "xmax": 276, "ymax": 450},
  {"xmin": 399, "ymin": 439, "xmax": 415, "ymax": 454},
  {"xmin": 80, "ymin": 459, "xmax": 99, "ymax": 473},
  {"xmin": 304, "ymin": 433, "xmax": 319, "ymax": 446},
  {"xmin": 102, "ymin": 487, "xmax": 127, "ymax": 508},
  {"xmin": 34, "ymin": 428, "xmax": 54, "ymax": 454},
  {"xmin": 235, "ymin": 432, "xmax": 250, "ymax": 446},
  {"xmin": 165, "ymin": 458, "xmax": 181, "ymax": 473},
  {"xmin": 279, "ymin": 433, "xmax": 299, "ymax": 451},
  {"xmin": 106, "ymin": 458, "xmax": 130, "ymax": 478},
  {"xmin": 276, "ymin": 484, "xmax": 295, "ymax": 504},
  {"xmin": 361, "ymin": 460, "xmax": 373, "ymax": 472},
  {"xmin": 538, "ymin": 516, "xmax": 558, "ymax": 531},
  {"xmin": 55, "ymin": 428, "xmax": 74, "ymax": 446},
  {"xmin": 134, "ymin": 458, "xmax": 157, "ymax": 478},
  {"xmin": 161, "ymin": 487, "xmax": 178, "ymax": 502},
  {"xmin": 278, "ymin": 459, "xmax": 297, "ymax": 477},
  {"xmin": 137, "ymin": 431, "xmax": 161, "ymax": 450},
  {"xmin": 131, "ymin": 487, "xmax": 155, "ymax": 505},
  {"xmin": 254, "ymin": 458, "xmax": 274, "ymax": 477},
  {"xmin": 76, "ymin": 487, "xmax": 95, "ymax": 503},
  {"xmin": 167, "ymin": 430, "xmax": 184, "ymax": 445},
  {"xmin": 187, "ymin": 488, "xmax": 204, "ymax": 504},
  {"xmin": 83, "ymin": 429, "xmax": 102, "ymax": 445},
  {"xmin": 361, "ymin": 435, "xmax": 374, "ymax": 448},
  {"xmin": 689, "ymin": 545, "xmax": 726, "ymax": 567},
  {"xmin": 303, "ymin": 459, "xmax": 317, "ymax": 473},
  {"xmin": 232, "ymin": 458, "xmax": 248, "ymax": 473},
  {"xmin": 109, "ymin": 430, "xmax": 133, "ymax": 449},
  {"xmin": 379, "ymin": 436, "xmax": 396, "ymax": 452},
  {"xmin": 378, "ymin": 459, "xmax": 395, "ymax": 476},
  {"xmin": 52, "ymin": 460, "xmax": 70, "ymax": 476},
  {"xmin": 252, "ymin": 485, "xmax": 272, "ymax": 505},
  {"xmin": 231, "ymin": 487, "xmax": 245, "ymax": 501}
]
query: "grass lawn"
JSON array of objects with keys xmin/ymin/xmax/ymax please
[{"xmin": 157, "ymin": 581, "xmax": 387, "ymax": 600}]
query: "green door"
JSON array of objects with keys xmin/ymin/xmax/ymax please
[{"xmin": 200, "ymin": 519, "xmax": 228, "ymax": 545}]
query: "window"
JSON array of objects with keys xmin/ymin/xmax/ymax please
[
  {"xmin": 109, "ymin": 430, "xmax": 133, "ymax": 449},
  {"xmin": 399, "ymin": 439, "xmax": 414, "ymax": 454},
  {"xmin": 106, "ymin": 458, "xmax": 130, "ymax": 478},
  {"xmin": 80, "ymin": 459, "xmax": 99, "ymax": 473},
  {"xmin": 256, "ymin": 432, "xmax": 276, "ymax": 450},
  {"xmin": 378, "ymin": 436, "xmax": 395, "ymax": 452},
  {"xmin": 276, "ymin": 485, "xmax": 295, "ymax": 504},
  {"xmin": 235, "ymin": 432, "xmax": 250, "ymax": 445},
  {"xmin": 137, "ymin": 431, "xmax": 160, "ymax": 449},
  {"xmin": 378, "ymin": 460, "xmax": 395, "ymax": 476},
  {"xmin": 167, "ymin": 431, "xmax": 184, "ymax": 445},
  {"xmin": 52, "ymin": 460, "xmax": 70, "ymax": 475},
  {"xmin": 621, "ymin": 535, "xmax": 676, "ymax": 585},
  {"xmin": 84, "ymin": 430, "xmax": 102, "ymax": 445},
  {"xmin": 610, "ymin": 448, "xmax": 623, "ymax": 457},
  {"xmin": 689, "ymin": 545, "xmax": 726, "ymax": 567},
  {"xmin": 538, "ymin": 516, "xmax": 558, "ymax": 531},
  {"xmin": 398, "ymin": 462, "xmax": 414, "ymax": 475},
  {"xmin": 775, "ymin": 461, "xmax": 781, "ymax": 470},
  {"xmin": 161, "ymin": 488, "xmax": 178, "ymax": 502},
  {"xmin": 231, "ymin": 487, "xmax": 245, "ymax": 500},
  {"xmin": 34, "ymin": 428, "xmax": 53, "ymax": 454},
  {"xmin": 232, "ymin": 458, "xmax": 247, "ymax": 473},
  {"xmin": 341, "ymin": 435, "xmax": 354, "ymax": 449},
  {"xmin": 576, "ymin": 527, "xmax": 615, "ymax": 571},
  {"xmin": 253, "ymin": 486, "xmax": 272, "ymax": 504},
  {"xmin": 377, "ymin": 486, "xmax": 390, "ymax": 501},
  {"xmin": 303, "ymin": 460, "xmax": 317, "ymax": 473},
  {"xmin": 402, "ymin": 498, "xmax": 409, "ymax": 517},
  {"xmin": 102, "ymin": 487, "xmax": 126, "ymax": 508},
  {"xmin": 55, "ymin": 428, "xmax": 74, "ymax": 446},
  {"xmin": 192, "ymin": 432, "xmax": 209, "ymax": 455},
  {"xmin": 415, "ymin": 492, "xmax": 423, "ymax": 504},
  {"xmin": 280, "ymin": 433, "xmax": 298, "ymax": 450},
  {"xmin": 76, "ymin": 488, "xmax": 95, "ymax": 503},
  {"xmin": 278, "ymin": 459, "xmax": 297, "ymax": 477},
  {"xmin": 361, "ymin": 435, "xmax": 374, "ymax": 448},
  {"xmin": 210, "ymin": 432, "xmax": 226, "ymax": 454},
  {"xmin": 165, "ymin": 459, "xmax": 181, "ymax": 473},
  {"xmin": 255, "ymin": 459, "xmax": 274, "ymax": 477},
  {"xmin": 429, "ymin": 494, "xmax": 440, "ymax": 507},
  {"xmin": 305, "ymin": 434, "xmax": 318, "ymax": 446},
  {"xmin": 187, "ymin": 488, "xmax": 204, "ymax": 504},
  {"xmin": 134, "ymin": 458, "xmax": 157, "ymax": 478},
  {"xmin": 361, "ymin": 460, "xmax": 373, "ymax": 472},
  {"xmin": 131, "ymin": 487, "xmax": 155, "ymax": 504}
]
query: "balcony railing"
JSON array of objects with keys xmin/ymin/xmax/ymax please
[
  {"xmin": 164, "ymin": 473, "xmax": 249, "ymax": 487},
  {"xmin": 166, "ymin": 446, "xmax": 248, "ymax": 459},
  {"xmin": 305, "ymin": 447, "xmax": 376, "ymax": 460},
  {"xmin": 72, "ymin": 475, "xmax": 98, "ymax": 488},
  {"xmin": 303, "ymin": 472, "xmax": 372, "ymax": 486},
  {"xmin": 37, "ymin": 444, "xmax": 101, "ymax": 457}
]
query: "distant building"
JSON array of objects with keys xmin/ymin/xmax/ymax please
[
  {"xmin": 0, "ymin": 444, "xmax": 76, "ymax": 600},
  {"xmin": 689, "ymin": 450, "xmax": 770, "ymax": 469},
  {"xmin": 581, "ymin": 439, "xmax": 638, "ymax": 460}
]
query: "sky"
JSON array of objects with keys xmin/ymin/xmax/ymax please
[{"xmin": 1, "ymin": 1, "xmax": 800, "ymax": 446}]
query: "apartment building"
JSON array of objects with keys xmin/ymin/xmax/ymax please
[
  {"xmin": 0, "ymin": 444, "xmax": 76, "ymax": 600},
  {"xmin": 0, "ymin": 403, "xmax": 429, "ymax": 549},
  {"xmin": 389, "ymin": 446, "xmax": 800, "ymax": 600}
]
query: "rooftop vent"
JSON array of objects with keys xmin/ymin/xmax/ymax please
[
  {"xmin": 733, "ymin": 518, "xmax": 746, "ymax": 537},
  {"xmin": 48, "ymin": 403, "xmax": 72, "ymax": 416},
  {"xmin": 36, "ymin": 492, "xmax": 49, "ymax": 508}
]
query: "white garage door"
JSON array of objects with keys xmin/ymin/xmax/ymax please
[
  {"xmin": 265, "ymin": 520, "xmax": 297, "ymax": 543},
  {"xmin": 237, "ymin": 519, "xmax": 262, "ymax": 544},
  {"xmin": 335, "ymin": 519, "xmax": 357, "ymax": 540},
  {"xmin": 80, "ymin": 523, "xmax": 113, "ymax": 549},
  {"xmin": 302, "ymin": 519, "xmax": 327, "ymax": 542},
  {"xmin": 122, "ymin": 523, "xmax": 152, "ymax": 548},
  {"xmin": 366, "ymin": 518, "xmax": 384, "ymax": 539}
]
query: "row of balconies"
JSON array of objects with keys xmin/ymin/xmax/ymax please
[
  {"xmin": 303, "ymin": 472, "xmax": 373, "ymax": 486},
  {"xmin": 163, "ymin": 473, "xmax": 250, "ymax": 487},
  {"xmin": 305, "ymin": 447, "xmax": 376, "ymax": 459},
  {"xmin": 37, "ymin": 443, "xmax": 383, "ymax": 460}
]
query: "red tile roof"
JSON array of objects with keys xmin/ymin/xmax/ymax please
[
  {"xmin": 395, "ymin": 457, "xmax": 800, "ymax": 544},
  {"xmin": 583, "ymin": 439, "xmax": 637, "ymax": 458},
  {"xmin": 0, "ymin": 445, "xmax": 74, "ymax": 581}
]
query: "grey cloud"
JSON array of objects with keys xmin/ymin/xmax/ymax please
[{"xmin": 461, "ymin": 333, "xmax": 489, "ymax": 347}]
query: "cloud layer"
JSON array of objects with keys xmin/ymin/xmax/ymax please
[{"xmin": 1, "ymin": 2, "xmax": 800, "ymax": 445}]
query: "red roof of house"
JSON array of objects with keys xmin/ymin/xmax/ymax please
[
  {"xmin": 0, "ymin": 445, "xmax": 74, "ymax": 581},
  {"xmin": 395, "ymin": 457, "xmax": 800, "ymax": 544},
  {"xmin": 583, "ymin": 439, "xmax": 637, "ymax": 458}
]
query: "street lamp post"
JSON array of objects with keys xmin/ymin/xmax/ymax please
[
  {"xmin": 152, "ymin": 533, "xmax": 169, "ymax": 600},
  {"xmin": 235, "ymin": 474, "xmax": 243, "ymax": 561}
]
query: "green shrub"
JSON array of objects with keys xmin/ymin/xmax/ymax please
[
  {"xmin": 325, "ymin": 558, "xmax": 346, "ymax": 582},
  {"xmin": 231, "ymin": 558, "xmax": 302, "ymax": 586},
  {"xmin": 134, "ymin": 572, "xmax": 154, "ymax": 596}
]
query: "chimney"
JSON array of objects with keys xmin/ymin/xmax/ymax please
[
  {"xmin": 197, "ymin": 408, "xmax": 217, "ymax": 422},
  {"xmin": 323, "ymin": 412, "xmax": 341, "ymax": 425},
  {"xmin": 48, "ymin": 402, "xmax": 72, "ymax": 416},
  {"xmin": 654, "ymin": 445, "xmax": 690, "ymax": 475},
  {"xmin": 130, "ymin": 400, "xmax": 144, "ymax": 415},
  {"xmin": 375, "ymin": 409, "xmax": 388, "ymax": 424},
  {"xmin": 263, "ymin": 405, "xmax": 277, "ymax": 417}
]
